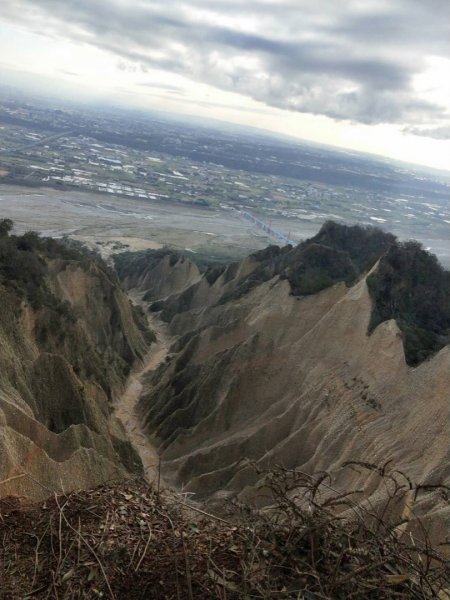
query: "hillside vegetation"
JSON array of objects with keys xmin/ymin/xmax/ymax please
[
  {"xmin": 213, "ymin": 221, "xmax": 396, "ymax": 302},
  {"xmin": 368, "ymin": 240, "xmax": 450, "ymax": 364},
  {"xmin": 0, "ymin": 218, "xmax": 83, "ymax": 311}
]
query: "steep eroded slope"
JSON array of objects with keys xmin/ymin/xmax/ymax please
[
  {"xmin": 0, "ymin": 224, "xmax": 153, "ymax": 499},
  {"xmin": 117, "ymin": 223, "xmax": 450, "ymax": 539}
]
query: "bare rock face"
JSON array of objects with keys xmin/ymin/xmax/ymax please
[
  {"xmin": 0, "ymin": 240, "xmax": 152, "ymax": 500},
  {"xmin": 120, "ymin": 224, "xmax": 449, "ymax": 537}
]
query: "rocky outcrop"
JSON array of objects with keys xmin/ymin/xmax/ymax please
[{"xmin": 0, "ymin": 239, "xmax": 153, "ymax": 500}]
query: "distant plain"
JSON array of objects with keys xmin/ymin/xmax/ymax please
[
  {"xmin": 0, "ymin": 185, "xmax": 316, "ymax": 261},
  {"xmin": 1, "ymin": 184, "xmax": 449, "ymax": 266},
  {"xmin": 1, "ymin": 96, "xmax": 449, "ymax": 266}
]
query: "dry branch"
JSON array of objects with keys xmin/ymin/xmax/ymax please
[{"xmin": 0, "ymin": 465, "xmax": 448, "ymax": 599}]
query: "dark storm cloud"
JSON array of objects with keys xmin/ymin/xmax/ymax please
[{"xmin": 2, "ymin": 0, "xmax": 449, "ymax": 136}]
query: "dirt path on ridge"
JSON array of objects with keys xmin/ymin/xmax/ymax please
[{"xmin": 114, "ymin": 292, "xmax": 172, "ymax": 484}]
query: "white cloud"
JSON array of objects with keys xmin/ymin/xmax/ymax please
[{"xmin": 0, "ymin": 0, "xmax": 450, "ymax": 168}]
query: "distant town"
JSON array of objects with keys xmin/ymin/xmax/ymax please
[{"xmin": 0, "ymin": 93, "xmax": 450, "ymax": 264}]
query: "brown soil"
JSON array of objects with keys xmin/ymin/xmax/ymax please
[
  {"xmin": 0, "ymin": 471, "xmax": 448, "ymax": 600},
  {"xmin": 0, "ymin": 482, "xmax": 241, "ymax": 600}
]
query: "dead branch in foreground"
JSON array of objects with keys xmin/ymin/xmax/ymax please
[{"xmin": 0, "ymin": 463, "xmax": 448, "ymax": 599}]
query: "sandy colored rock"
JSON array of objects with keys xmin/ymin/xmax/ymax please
[
  {"xmin": 0, "ymin": 254, "xmax": 151, "ymax": 501},
  {"xmin": 129, "ymin": 245, "xmax": 449, "ymax": 539}
]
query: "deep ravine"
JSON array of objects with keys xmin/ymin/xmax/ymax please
[{"xmin": 113, "ymin": 292, "xmax": 171, "ymax": 484}]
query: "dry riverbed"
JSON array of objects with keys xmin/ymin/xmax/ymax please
[{"xmin": 113, "ymin": 295, "xmax": 171, "ymax": 485}]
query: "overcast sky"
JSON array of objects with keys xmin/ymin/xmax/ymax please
[{"xmin": 1, "ymin": 0, "xmax": 450, "ymax": 170}]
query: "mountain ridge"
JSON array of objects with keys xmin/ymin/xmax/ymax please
[{"xmin": 115, "ymin": 222, "xmax": 450, "ymax": 545}]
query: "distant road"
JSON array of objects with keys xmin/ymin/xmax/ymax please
[{"xmin": 0, "ymin": 129, "xmax": 74, "ymax": 156}]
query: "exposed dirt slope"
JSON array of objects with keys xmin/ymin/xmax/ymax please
[
  {"xmin": 0, "ymin": 243, "xmax": 153, "ymax": 501},
  {"xmin": 117, "ymin": 225, "xmax": 449, "ymax": 541}
]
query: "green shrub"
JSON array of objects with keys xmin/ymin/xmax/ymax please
[
  {"xmin": 367, "ymin": 241, "xmax": 450, "ymax": 365},
  {"xmin": 0, "ymin": 220, "xmax": 87, "ymax": 310}
]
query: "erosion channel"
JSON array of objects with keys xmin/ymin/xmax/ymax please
[{"xmin": 113, "ymin": 292, "xmax": 170, "ymax": 484}]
